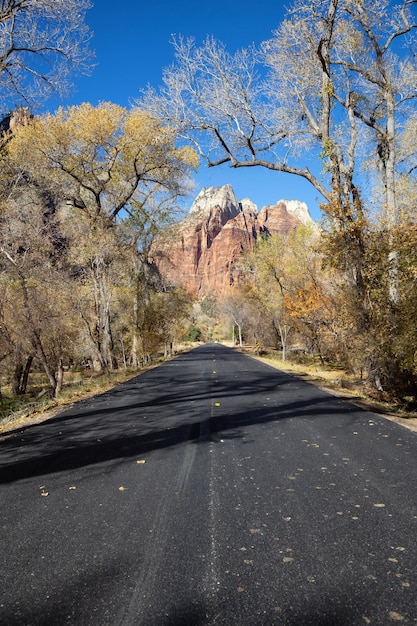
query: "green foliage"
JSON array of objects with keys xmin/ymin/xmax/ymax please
[{"xmin": 184, "ymin": 324, "xmax": 202, "ymax": 342}]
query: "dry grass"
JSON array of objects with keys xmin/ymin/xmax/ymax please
[{"xmin": 0, "ymin": 368, "xmax": 141, "ymax": 435}]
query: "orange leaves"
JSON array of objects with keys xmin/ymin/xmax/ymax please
[{"xmin": 283, "ymin": 282, "xmax": 331, "ymax": 324}]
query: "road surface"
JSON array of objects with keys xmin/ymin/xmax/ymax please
[{"xmin": 0, "ymin": 344, "xmax": 416, "ymax": 625}]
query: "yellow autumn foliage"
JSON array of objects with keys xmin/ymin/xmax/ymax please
[{"xmin": 7, "ymin": 102, "xmax": 198, "ymax": 224}]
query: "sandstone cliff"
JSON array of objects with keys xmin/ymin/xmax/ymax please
[{"xmin": 155, "ymin": 184, "xmax": 313, "ymax": 295}]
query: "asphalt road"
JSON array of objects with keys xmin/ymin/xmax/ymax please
[{"xmin": 0, "ymin": 344, "xmax": 416, "ymax": 625}]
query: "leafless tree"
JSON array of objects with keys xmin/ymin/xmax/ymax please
[{"xmin": 0, "ymin": 0, "xmax": 94, "ymax": 113}]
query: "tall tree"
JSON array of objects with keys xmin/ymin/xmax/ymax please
[
  {"xmin": 7, "ymin": 103, "xmax": 198, "ymax": 371},
  {"xmin": 329, "ymin": 0, "xmax": 417, "ymax": 301},
  {"xmin": 119, "ymin": 192, "xmax": 186, "ymax": 366}
]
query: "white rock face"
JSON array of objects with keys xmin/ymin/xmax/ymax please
[
  {"xmin": 239, "ymin": 198, "xmax": 258, "ymax": 213},
  {"xmin": 188, "ymin": 185, "xmax": 314, "ymax": 225},
  {"xmin": 189, "ymin": 184, "xmax": 240, "ymax": 216},
  {"xmin": 277, "ymin": 200, "xmax": 313, "ymax": 225}
]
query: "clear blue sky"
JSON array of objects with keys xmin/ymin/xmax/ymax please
[{"xmin": 48, "ymin": 0, "xmax": 324, "ymax": 220}]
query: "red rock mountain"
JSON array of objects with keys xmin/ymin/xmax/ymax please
[{"xmin": 155, "ymin": 184, "xmax": 314, "ymax": 295}]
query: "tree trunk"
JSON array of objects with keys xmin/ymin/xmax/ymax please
[
  {"xmin": 91, "ymin": 258, "xmax": 117, "ymax": 372},
  {"xmin": 120, "ymin": 338, "xmax": 127, "ymax": 369},
  {"xmin": 18, "ymin": 270, "xmax": 58, "ymax": 392},
  {"xmin": 237, "ymin": 323, "xmax": 243, "ymax": 347},
  {"xmin": 55, "ymin": 358, "xmax": 64, "ymax": 397},
  {"xmin": 386, "ymin": 90, "xmax": 398, "ymax": 303},
  {"xmin": 278, "ymin": 323, "xmax": 290, "ymax": 362},
  {"xmin": 11, "ymin": 358, "xmax": 23, "ymax": 397},
  {"xmin": 11, "ymin": 354, "xmax": 33, "ymax": 396},
  {"xmin": 131, "ymin": 281, "xmax": 140, "ymax": 367},
  {"xmin": 20, "ymin": 355, "xmax": 33, "ymax": 394},
  {"xmin": 34, "ymin": 334, "xmax": 57, "ymax": 392}
]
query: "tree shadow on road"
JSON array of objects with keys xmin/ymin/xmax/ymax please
[{"xmin": 0, "ymin": 344, "xmax": 366, "ymax": 484}]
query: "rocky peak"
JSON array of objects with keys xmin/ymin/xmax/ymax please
[
  {"xmin": 155, "ymin": 185, "xmax": 314, "ymax": 295},
  {"xmin": 0, "ymin": 106, "xmax": 32, "ymax": 134},
  {"xmin": 276, "ymin": 199, "xmax": 313, "ymax": 225},
  {"xmin": 239, "ymin": 198, "xmax": 258, "ymax": 214},
  {"xmin": 189, "ymin": 184, "xmax": 241, "ymax": 222}
]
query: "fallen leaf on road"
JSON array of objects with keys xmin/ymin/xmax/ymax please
[
  {"xmin": 374, "ymin": 503, "xmax": 386, "ymax": 508},
  {"xmin": 118, "ymin": 486, "xmax": 126, "ymax": 491},
  {"xmin": 215, "ymin": 402, "xmax": 221, "ymax": 406},
  {"xmin": 69, "ymin": 486, "xmax": 76, "ymax": 490},
  {"xmin": 237, "ymin": 587, "xmax": 244, "ymax": 593},
  {"xmin": 389, "ymin": 611, "xmax": 405, "ymax": 622},
  {"xmin": 41, "ymin": 492, "xmax": 48, "ymax": 497},
  {"xmin": 283, "ymin": 557, "xmax": 294, "ymax": 563},
  {"xmin": 136, "ymin": 460, "xmax": 146, "ymax": 464}
]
